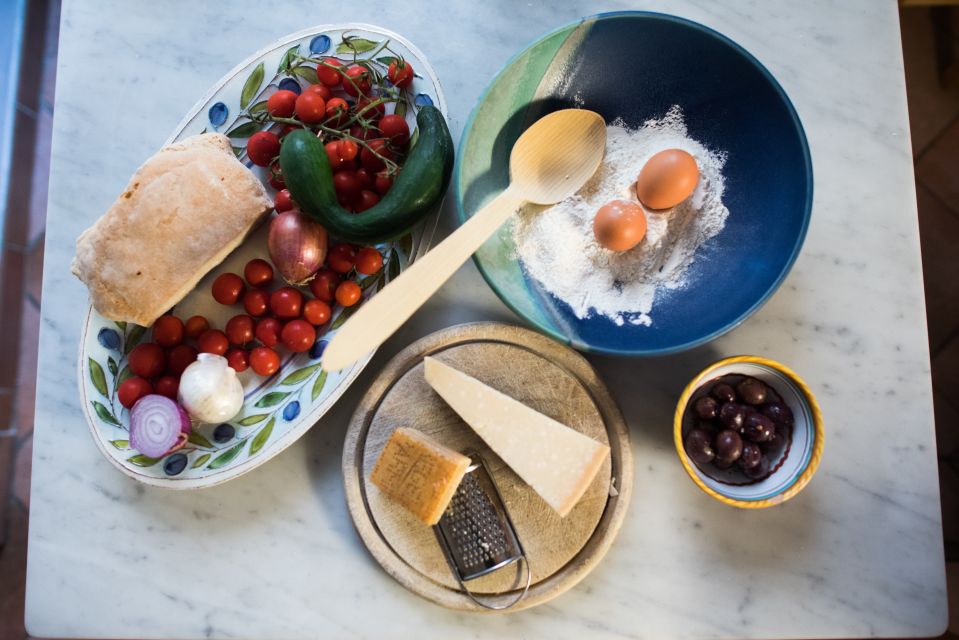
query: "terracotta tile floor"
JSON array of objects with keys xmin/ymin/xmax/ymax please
[{"xmin": 0, "ymin": 3, "xmax": 956, "ymax": 638}]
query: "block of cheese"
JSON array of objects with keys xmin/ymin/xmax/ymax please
[
  {"xmin": 370, "ymin": 427, "xmax": 471, "ymax": 525},
  {"xmin": 424, "ymin": 357, "xmax": 610, "ymax": 517}
]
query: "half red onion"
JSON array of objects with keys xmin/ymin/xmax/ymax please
[
  {"xmin": 129, "ymin": 394, "xmax": 192, "ymax": 458},
  {"xmin": 268, "ymin": 209, "xmax": 328, "ymax": 285}
]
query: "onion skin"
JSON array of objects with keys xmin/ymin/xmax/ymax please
[{"xmin": 268, "ymin": 210, "xmax": 328, "ymax": 285}]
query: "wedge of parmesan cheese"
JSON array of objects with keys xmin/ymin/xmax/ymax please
[
  {"xmin": 423, "ymin": 357, "xmax": 609, "ymax": 517},
  {"xmin": 370, "ymin": 427, "xmax": 470, "ymax": 525}
]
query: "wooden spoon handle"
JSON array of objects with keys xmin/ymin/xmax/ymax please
[{"xmin": 321, "ymin": 187, "xmax": 526, "ymax": 372}]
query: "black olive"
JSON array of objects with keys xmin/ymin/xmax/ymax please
[
  {"xmin": 711, "ymin": 383, "xmax": 737, "ymax": 404},
  {"xmin": 715, "ymin": 429, "xmax": 743, "ymax": 463},
  {"xmin": 744, "ymin": 455, "xmax": 771, "ymax": 479},
  {"xmin": 736, "ymin": 377, "xmax": 767, "ymax": 405},
  {"xmin": 742, "ymin": 413, "xmax": 776, "ymax": 443},
  {"xmin": 761, "ymin": 401, "xmax": 794, "ymax": 426},
  {"xmin": 684, "ymin": 429, "xmax": 716, "ymax": 466},
  {"xmin": 740, "ymin": 443, "xmax": 762, "ymax": 469},
  {"xmin": 694, "ymin": 395, "xmax": 720, "ymax": 420},
  {"xmin": 719, "ymin": 402, "xmax": 749, "ymax": 431}
]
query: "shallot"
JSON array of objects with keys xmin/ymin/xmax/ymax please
[{"xmin": 268, "ymin": 210, "xmax": 328, "ymax": 285}]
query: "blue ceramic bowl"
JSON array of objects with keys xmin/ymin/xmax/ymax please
[{"xmin": 454, "ymin": 12, "xmax": 813, "ymax": 355}]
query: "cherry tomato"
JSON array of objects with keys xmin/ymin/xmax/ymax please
[
  {"xmin": 118, "ymin": 377, "xmax": 153, "ymax": 409},
  {"xmin": 309, "ymin": 269, "xmax": 341, "ymax": 303},
  {"xmin": 152, "ymin": 315, "xmax": 184, "ymax": 347},
  {"xmin": 274, "ymin": 189, "xmax": 295, "ymax": 213},
  {"xmin": 355, "ymin": 168, "xmax": 375, "ymax": 190},
  {"xmin": 325, "ymin": 97, "xmax": 349, "ymax": 127},
  {"xmin": 388, "ymin": 59, "xmax": 414, "ymax": 88},
  {"xmin": 377, "ymin": 114, "xmax": 410, "ymax": 145},
  {"xmin": 335, "ymin": 280, "xmax": 362, "ymax": 307},
  {"xmin": 343, "ymin": 65, "xmax": 371, "ymax": 97},
  {"xmin": 353, "ymin": 189, "xmax": 379, "ymax": 212},
  {"xmin": 212, "ymin": 273, "xmax": 246, "ymax": 305},
  {"xmin": 225, "ymin": 348, "xmax": 249, "ymax": 373},
  {"xmin": 355, "ymin": 248, "xmax": 384, "ymax": 275},
  {"xmin": 302, "ymin": 299, "xmax": 332, "ymax": 325},
  {"xmin": 268, "ymin": 160, "xmax": 285, "ymax": 189},
  {"xmin": 129, "ymin": 343, "xmax": 165, "ymax": 378},
  {"xmin": 356, "ymin": 97, "xmax": 385, "ymax": 121},
  {"xmin": 255, "ymin": 317, "xmax": 283, "ymax": 347},
  {"xmin": 281, "ymin": 319, "xmax": 317, "ymax": 353},
  {"xmin": 198, "ymin": 329, "xmax": 229, "ymax": 356},
  {"xmin": 337, "ymin": 193, "xmax": 354, "ymax": 210},
  {"xmin": 327, "ymin": 243, "xmax": 357, "ymax": 274},
  {"xmin": 361, "ymin": 139, "xmax": 392, "ymax": 172},
  {"xmin": 295, "ymin": 92, "xmax": 326, "ymax": 124},
  {"xmin": 250, "ymin": 346, "xmax": 281, "ymax": 376},
  {"xmin": 338, "ymin": 139, "xmax": 359, "ymax": 161},
  {"xmin": 333, "ymin": 170, "xmax": 362, "ymax": 199},
  {"xmin": 270, "ymin": 286, "xmax": 303, "ymax": 319},
  {"xmin": 154, "ymin": 375, "xmax": 179, "ymax": 400},
  {"xmin": 243, "ymin": 288, "xmax": 270, "ymax": 317},
  {"xmin": 244, "ymin": 258, "xmax": 274, "ymax": 287},
  {"xmin": 349, "ymin": 124, "xmax": 373, "ymax": 141},
  {"xmin": 304, "ymin": 83, "xmax": 332, "ymax": 101},
  {"xmin": 324, "ymin": 141, "xmax": 351, "ymax": 172},
  {"xmin": 184, "ymin": 315, "xmax": 209, "ymax": 340},
  {"xmin": 166, "ymin": 344, "xmax": 198, "ymax": 376},
  {"xmin": 247, "ymin": 131, "xmax": 281, "ymax": 166},
  {"xmin": 374, "ymin": 170, "xmax": 394, "ymax": 196},
  {"xmin": 316, "ymin": 57, "xmax": 344, "ymax": 86},
  {"xmin": 225, "ymin": 314, "xmax": 255, "ymax": 346},
  {"xmin": 280, "ymin": 123, "xmax": 302, "ymax": 138},
  {"xmin": 266, "ymin": 90, "xmax": 298, "ymax": 118}
]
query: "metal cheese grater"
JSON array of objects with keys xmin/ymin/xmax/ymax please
[{"xmin": 433, "ymin": 453, "xmax": 531, "ymax": 610}]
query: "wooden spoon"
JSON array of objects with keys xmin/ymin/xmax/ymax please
[{"xmin": 322, "ymin": 109, "xmax": 607, "ymax": 372}]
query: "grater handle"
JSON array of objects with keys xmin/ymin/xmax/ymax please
[{"xmin": 454, "ymin": 556, "xmax": 532, "ymax": 611}]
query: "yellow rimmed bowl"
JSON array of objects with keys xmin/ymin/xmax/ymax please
[{"xmin": 674, "ymin": 356, "xmax": 824, "ymax": 508}]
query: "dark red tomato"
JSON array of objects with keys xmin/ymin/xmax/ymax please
[
  {"xmin": 349, "ymin": 124, "xmax": 373, "ymax": 141},
  {"xmin": 268, "ymin": 160, "xmax": 285, "ymax": 189},
  {"xmin": 183, "ymin": 315, "xmax": 209, "ymax": 340},
  {"xmin": 154, "ymin": 375, "xmax": 179, "ymax": 400},
  {"xmin": 243, "ymin": 288, "xmax": 270, "ymax": 317},
  {"xmin": 309, "ymin": 269, "xmax": 340, "ymax": 303},
  {"xmin": 267, "ymin": 90, "xmax": 298, "ymax": 118},
  {"xmin": 250, "ymin": 346, "xmax": 281, "ymax": 376},
  {"xmin": 361, "ymin": 139, "xmax": 392, "ymax": 172},
  {"xmin": 274, "ymin": 189, "xmax": 295, "ymax": 213},
  {"xmin": 355, "ymin": 97, "xmax": 385, "ymax": 121},
  {"xmin": 302, "ymin": 299, "xmax": 332, "ymax": 325},
  {"xmin": 129, "ymin": 343, "xmax": 165, "ymax": 378},
  {"xmin": 255, "ymin": 317, "xmax": 283, "ymax": 347},
  {"xmin": 198, "ymin": 329, "xmax": 229, "ymax": 356},
  {"xmin": 355, "ymin": 247, "xmax": 384, "ymax": 275},
  {"xmin": 304, "ymin": 83, "xmax": 332, "ymax": 101},
  {"xmin": 377, "ymin": 114, "xmax": 410, "ymax": 145},
  {"xmin": 333, "ymin": 170, "xmax": 362, "ymax": 199},
  {"xmin": 335, "ymin": 280, "xmax": 362, "ymax": 307},
  {"xmin": 244, "ymin": 258, "xmax": 274, "ymax": 287},
  {"xmin": 212, "ymin": 273, "xmax": 246, "ymax": 305},
  {"xmin": 353, "ymin": 189, "xmax": 379, "ymax": 212},
  {"xmin": 281, "ymin": 319, "xmax": 317, "ymax": 353},
  {"xmin": 325, "ymin": 97, "xmax": 349, "ymax": 127},
  {"xmin": 374, "ymin": 170, "xmax": 394, "ymax": 196},
  {"xmin": 118, "ymin": 377, "xmax": 153, "ymax": 409},
  {"xmin": 316, "ymin": 57, "xmax": 344, "ymax": 86},
  {"xmin": 295, "ymin": 92, "xmax": 326, "ymax": 124},
  {"xmin": 166, "ymin": 344, "xmax": 198, "ymax": 376},
  {"xmin": 324, "ymin": 141, "xmax": 351, "ymax": 172},
  {"xmin": 280, "ymin": 123, "xmax": 302, "ymax": 138},
  {"xmin": 225, "ymin": 348, "xmax": 249, "ymax": 373},
  {"xmin": 355, "ymin": 168, "xmax": 375, "ymax": 190},
  {"xmin": 270, "ymin": 287, "xmax": 303, "ymax": 319},
  {"xmin": 388, "ymin": 59, "xmax": 414, "ymax": 88},
  {"xmin": 343, "ymin": 65, "xmax": 371, "ymax": 97},
  {"xmin": 337, "ymin": 193, "xmax": 354, "ymax": 210},
  {"xmin": 326, "ymin": 243, "xmax": 357, "ymax": 274},
  {"xmin": 225, "ymin": 314, "xmax": 255, "ymax": 346},
  {"xmin": 338, "ymin": 139, "xmax": 359, "ymax": 162},
  {"xmin": 247, "ymin": 131, "xmax": 281, "ymax": 166},
  {"xmin": 152, "ymin": 315, "xmax": 184, "ymax": 347}
]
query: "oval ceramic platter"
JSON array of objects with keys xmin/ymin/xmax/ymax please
[{"xmin": 78, "ymin": 24, "xmax": 447, "ymax": 488}]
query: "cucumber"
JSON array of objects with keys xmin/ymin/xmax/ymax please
[{"xmin": 280, "ymin": 105, "xmax": 454, "ymax": 245}]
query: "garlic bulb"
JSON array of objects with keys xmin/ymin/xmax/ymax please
[{"xmin": 177, "ymin": 353, "xmax": 244, "ymax": 423}]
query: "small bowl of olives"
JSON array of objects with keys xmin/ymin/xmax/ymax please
[{"xmin": 673, "ymin": 356, "xmax": 824, "ymax": 508}]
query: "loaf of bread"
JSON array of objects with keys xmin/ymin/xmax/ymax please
[{"xmin": 71, "ymin": 133, "xmax": 272, "ymax": 327}]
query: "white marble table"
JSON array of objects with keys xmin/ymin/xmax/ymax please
[{"xmin": 25, "ymin": 0, "xmax": 948, "ymax": 637}]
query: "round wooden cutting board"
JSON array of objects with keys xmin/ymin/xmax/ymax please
[{"xmin": 342, "ymin": 322, "xmax": 633, "ymax": 612}]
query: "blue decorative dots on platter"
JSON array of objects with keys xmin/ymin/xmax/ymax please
[
  {"xmin": 208, "ymin": 102, "xmax": 228, "ymax": 127},
  {"xmin": 310, "ymin": 34, "xmax": 331, "ymax": 54}
]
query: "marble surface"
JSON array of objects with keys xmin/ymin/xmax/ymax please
[{"xmin": 25, "ymin": 0, "xmax": 947, "ymax": 638}]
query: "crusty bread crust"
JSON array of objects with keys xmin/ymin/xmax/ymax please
[{"xmin": 71, "ymin": 133, "xmax": 272, "ymax": 326}]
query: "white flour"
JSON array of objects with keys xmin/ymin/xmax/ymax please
[{"xmin": 512, "ymin": 106, "xmax": 729, "ymax": 327}]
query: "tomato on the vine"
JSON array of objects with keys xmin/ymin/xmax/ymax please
[
  {"xmin": 166, "ymin": 344, "xmax": 198, "ymax": 376},
  {"xmin": 316, "ymin": 57, "xmax": 344, "ymax": 86},
  {"xmin": 343, "ymin": 65, "xmax": 371, "ymax": 97},
  {"xmin": 255, "ymin": 317, "xmax": 282, "ymax": 347},
  {"xmin": 274, "ymin": 189, "xmax": 295, "ymax": 213},
  {"xmin": 270, "ymin": 287, "xmax": 303, "ymax": 319},
  {"xmin": 361, "ymin": 139, "xmax": 392, "ymax": 172},
  {"xmin": 268, "ymin": 160, "xmax": 285, "ymax": 189},
  {"xmin": 244, "ymin": 258, "xmax": 274, "ymax": 287},
  {"xmin": 349, "ymin": 124, "xmax": 373, "ymax": 141},
  {"xmin": 247, "ymin": 131, "xmax": 281, "ymax": 166},
  {"xmin": 302, "ymin": 299, "xmax": 332, "ymax": 326},
  {"xmin": 333, "ymin": 170, "xmax": 362, "ymax": 200},
  {"xmin": 225, "ymin": 314, "xmax": 255, "ymax": 346},
  {"xmin": 225, "ymin": 348, "xmax": 249, "ymax": 373},
  {"xmin": 152, "ymin": 315, "xmax": 184, "ymax": 347},
  {"xmin": 304, "ymin": 83, "xmax": 332, "ymax": 101},
  {"xmin": 355, "ymin": 248, "xmax": 384, "ymax": 275},
  {"xmin": 325, "ymin": 141, "xmax": 352, "ymax": 172},
  {"xmin": 374, "ymin": 170, "xmax": 394, "ymax": 196},
  {"xmin": 250, "ymin": 346, "xmax": 281, "ymax": 376},
  {"xmin": 355, "ymin": 168, "xmax": 375, "ymax": 190},
  {"xmin": 378, "ymin": 114, "xmax": 410, "ymax": 145},
  {"xmin": 154, "ymin": 375, "xmax": 179, "ymax": 400},
  {"xmin": 353, "ymin": 189, "xmax": 380, "ymax": 212},
  {"xmin": 129, "ymin": 343, "xmax": 165, "ymax": 378},
  {"xmin": 335, "ymin": 280, "xmax": 362, "ymax": 307},
  {"xmin": 184, "ymin": 315, "xmax": 209, "ymax": 340},
  {"xmin": 388, "ymin": 59, "xmax": 414, "ymax": 88},
  {"xmin": 267, "ymin": 90, "xmax": 298, "ymax": 118},
  {"xmin": 281, "ymin": 319, "xmax": 316, "ymax": 353},
  {"xmin": 327, "ymin": 243, "xmax": 357, "ymax": 274},
  {"xmin": 295, "ymin": 92, "xmax": 326, "ymax": 124},
  {"xmin": 356, "ymin": 97, "xmax": 385, "ymax": 121},
  {"xmin": 198, "ymin": 329, "xmax": 230, "ymax": 356},
  {"xmin": 243, "ymin": 288, "xmax": 270, "ymax": 317},
  {"xmin": 212, "ymin": 273, "xmax": 245, "ymax": 305},
  {"xmin": 338, "ymin": 139, "xmax": 359, "ymax": 162},
  {"xmin": 325, "ymin": 97, "xmax": 349, "ymax": 127},
  {"xmin": 119, "ymin": 377, "xmax": 153, "ymax": 409},
  {"xmin": 309, "ymin": 269, "xmax": 340, "ymax": 302}
]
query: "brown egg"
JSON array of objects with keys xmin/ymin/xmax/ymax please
[
  {"xmin": 593, "ymin": 200, "xmax": 648, "ymax": 252},
  {"xmin": 635, "ymin": 148, "xmax": 699, "ymax": 210}
]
